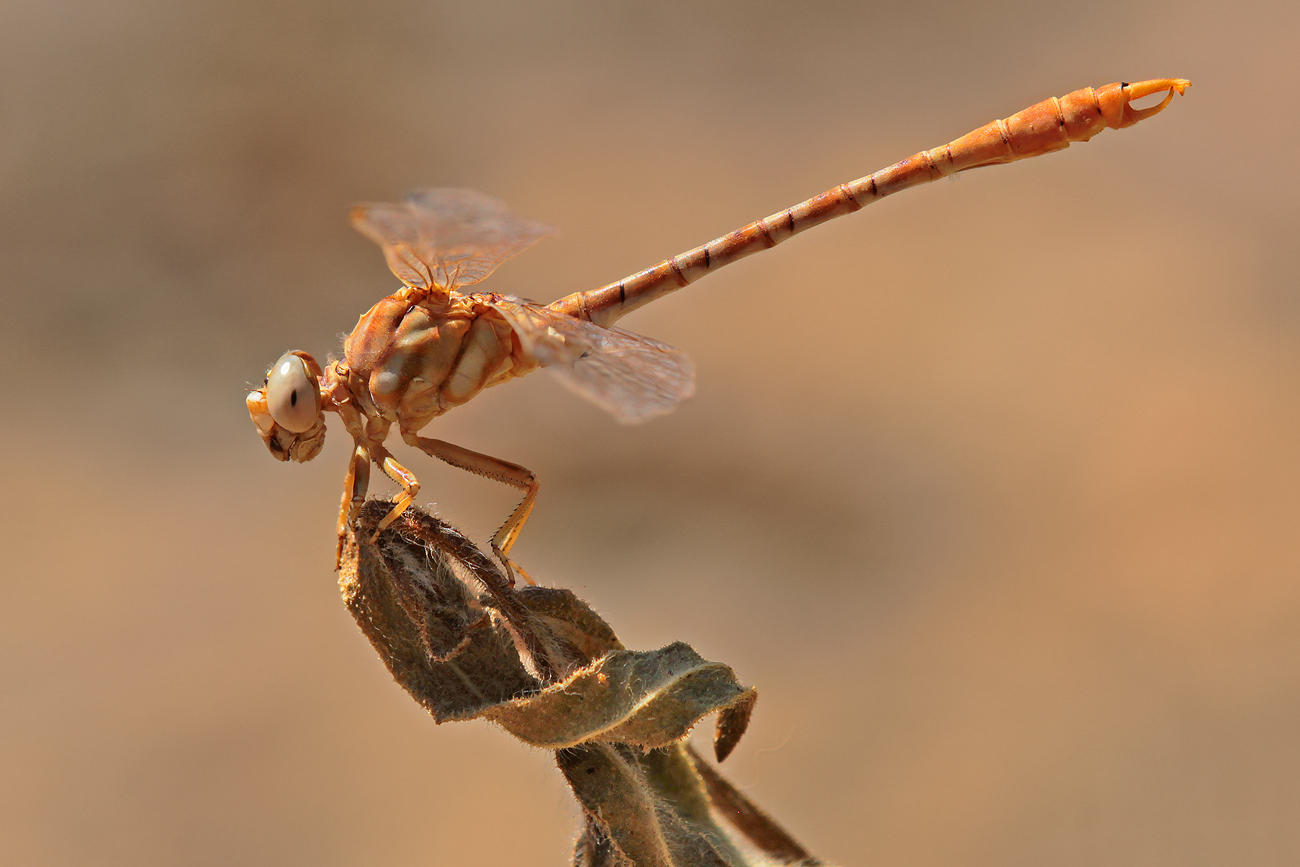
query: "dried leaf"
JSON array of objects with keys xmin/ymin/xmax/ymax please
[
  {"xmin": 517, "ymin": 584, "xmax": 624, "ymax": 664},
  {"xmin": 488, "ymin": 643, "xmax": 758, "ymax": 751},
  {"xmin": 714, "ymin": 691, "xmax": 757, "ymax": 763},
  {"xmin": 689, "ymin": 749, "xmax": 827, "ymax": 866},
  {"xmin": 339, "ymin": 514, "xmax": 540, "ymax": 720},
  {"xmin": 354, "ymin": 501, "xmax": 564, "ymax": 683},
  {"xmin": 337, "ymin": 502, "xmax": 825, "ymax": 866}
]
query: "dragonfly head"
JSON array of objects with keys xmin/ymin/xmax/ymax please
[{"xmin": 247, "ymin": 351, "xmax": 326, "ymax": 462}]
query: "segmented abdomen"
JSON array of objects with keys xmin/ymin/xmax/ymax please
[{"xmin": 550, "ymin": 78, "xmax": 1188, "ymax": 329}]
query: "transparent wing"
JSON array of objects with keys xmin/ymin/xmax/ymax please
[
  {"xmin": 350, "ymin": 189, "xmax": 555, "ymax": 291},
  {"xmin": 488, "ymin": 297, "xmax": 696, "ymax": 424}
]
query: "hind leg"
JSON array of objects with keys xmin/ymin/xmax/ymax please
[{"xmin": 399, "ymin": 429, "xmax": 538, "ymax": 585}]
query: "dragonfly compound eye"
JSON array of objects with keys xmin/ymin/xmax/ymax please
[{"xmin": 266, "ymin": 351, "xmax": 322, "ymax": 433}]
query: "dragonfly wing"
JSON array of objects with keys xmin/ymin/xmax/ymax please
[
  {"xmin": 350, "ymin": 189, "xmax": 555, "ymax": 291},
  {"xmin": 489, "ymin": 298, "xmax": 696, "ymax": 424}
]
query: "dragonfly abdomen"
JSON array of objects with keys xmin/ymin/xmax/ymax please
[{"xmin": 551, "ymin": 78, "xmax": 1188, "ymax": 330}]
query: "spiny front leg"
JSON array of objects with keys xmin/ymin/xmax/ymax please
[
  {"xmin": 336, "ymin": 445, "xmax": 372, "ymax": 569},
  {"xmin": 399, "ymin": 429, "xmax": 539, "ymax": 586}
]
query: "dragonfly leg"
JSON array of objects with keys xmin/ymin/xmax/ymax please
[
  {"xmin": 366, "ymin": 443, "xmax": 422, "ymax": 543},
  {"xmin": 400, "ymin": 430, "xmax": 538, "ymax": 586},
  {"xmin": 335, "ymin": 445, "xmax": 371, "ymax": 568}
]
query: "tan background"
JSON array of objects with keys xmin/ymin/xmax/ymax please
[{"xmin": 2, "ymin": 1, "xmax": 1296, "ymax": 864}]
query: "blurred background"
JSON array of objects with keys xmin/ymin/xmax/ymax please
[{"xmin": 2, "ymin": 0, "xmax": 1296, "ymax": 864}]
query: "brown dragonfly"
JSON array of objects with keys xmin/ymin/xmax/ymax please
[{"xmin": 247, "ymin": 77, "xmax": 1189, "ymax": 580}]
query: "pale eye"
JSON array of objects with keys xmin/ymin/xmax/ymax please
[{"xmin": 266, "ymin": 352, "xmax": 321, "ymax": 432}]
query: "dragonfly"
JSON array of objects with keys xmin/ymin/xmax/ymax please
[{"xmin": 247, "ymin": 77, "xmax": 1189, "ymax": 580}]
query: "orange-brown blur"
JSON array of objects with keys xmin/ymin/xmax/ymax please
[{"xmin": 1, "ymin": 1, "xmax": 1293, "ymax": 864}]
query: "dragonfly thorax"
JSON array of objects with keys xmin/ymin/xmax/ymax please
[{"xmin": 342, "ymin": 293, "xmax": 532, "ymax": 433}]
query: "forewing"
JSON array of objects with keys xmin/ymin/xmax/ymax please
[
  {"xmin": 350, "ymin": 189, "xmax": 555, "ymax": 291},
  {"xmin": 489, "ymin": 298, "xmax": 696, "ymax": 424}
]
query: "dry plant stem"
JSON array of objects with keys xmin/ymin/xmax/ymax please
[
  {"xmin": 340, "ymin": 501, "xmax": 830, "ymax": 866},
  {"xmin": 561, "ymin": 743, "xmax": 746, "ymax": 867}
]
